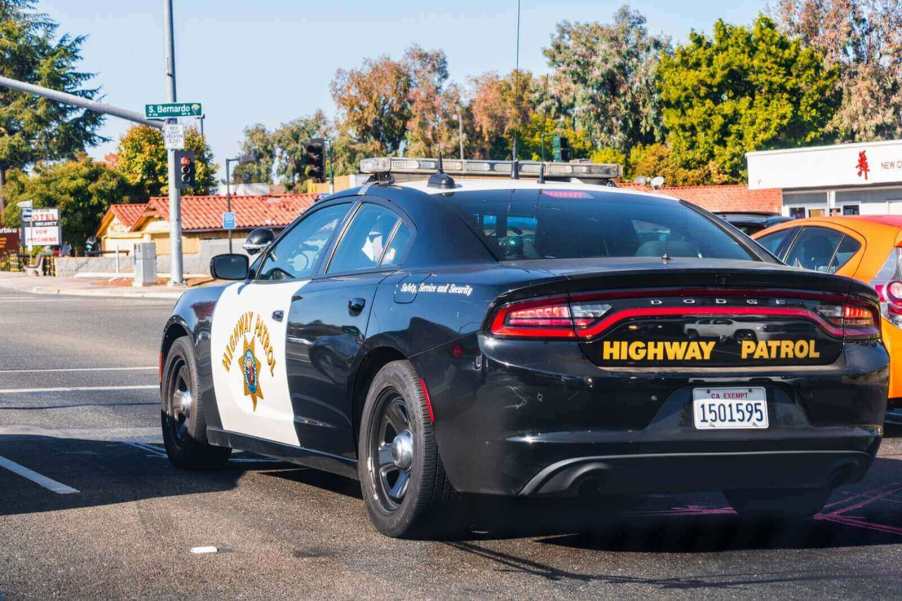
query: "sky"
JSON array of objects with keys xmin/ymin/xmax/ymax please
[{"xmin": 39, "ymin": 0, "xmax": 768, "ymax": 182}]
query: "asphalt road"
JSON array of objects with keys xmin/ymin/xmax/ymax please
[{"xmin": 2, "ymin": 289, "xmax": 902, "ymax": 600}]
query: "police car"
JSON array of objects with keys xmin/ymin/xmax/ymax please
[{"xmin": 160, "ymin": 157, "xmax": 888, "ymax": 538}]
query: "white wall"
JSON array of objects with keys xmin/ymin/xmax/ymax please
[{"xmin": 748, "ymin": 140, "xmax": 902, "ymax": 190}]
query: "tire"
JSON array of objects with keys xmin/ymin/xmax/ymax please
[
  {"xmin": 357, "ymin": 360, "xmax": 454, "ymax": 538},
  {"xmin": 161, "ymin": 336, "xmax": 231, "ymax": 469},
  {"xmin": 725, "ymin": 487, "xmax": 830, "ymax": 519}
]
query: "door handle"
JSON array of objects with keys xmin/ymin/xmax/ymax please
[
  {"xmin": 348, "ymin": 298, "xmax": 366, "ymax": 315},
  {"xmin": 272, "ymin": 310, "xmax": 284, "ymax": 322}
]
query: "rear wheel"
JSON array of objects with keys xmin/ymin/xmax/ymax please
[
  {"xmin": 161, "ymin": 336, "xmax": 231, "ymax": 469},
  {"xmin": 358, "ymin": 360, "xmax": 453, "ymax": 538},
  {"xmin": 725, "ymin": 488, "xmax": 830, "ymax": 519}
]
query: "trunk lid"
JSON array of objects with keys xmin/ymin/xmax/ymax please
[{"xmin": 489, "ymin": 258, "xmax": 880, "ymax": 369}]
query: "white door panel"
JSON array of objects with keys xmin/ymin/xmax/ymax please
[{"xmin": 210, "ymin": 280, "xmax": 307, "ymax": 446}]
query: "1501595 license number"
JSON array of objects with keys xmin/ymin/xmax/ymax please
[{"xmin": 692, "ymin": 387, "xmax": 769, "ymax": 430}]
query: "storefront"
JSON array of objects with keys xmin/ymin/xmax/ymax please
[{"xmin": 747, "ymin": 139, "xmax": 902, "ymax": 218}]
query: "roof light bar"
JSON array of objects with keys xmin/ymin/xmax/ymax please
[{"xmin": 359, "ymin": 157, "xmax": 621, "ymax": 179}]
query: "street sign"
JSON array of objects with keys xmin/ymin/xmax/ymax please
[
  {"xmin": 0, "ymin": 227, "xmax": 19, "ymax": 254},
  {"xmin": 222, "ymin": 211, "xmax": 237, "ymax": 231},
  {"xmin": 145, "ymin": 102, "xmax": 203, "ymax": 119},
  {"xmin": 20, "ymin": 207, "xmax": 32, "ymax": 222},
  {"xmin": 24, "ymin": 225, "xmax": 61, "ymax": 246},
  {"xmin": 30, "ymin": 208, "xmax": 59, "ymax": 223},
  {"xmin": 163, "ymin": 123, "xmax": 186, "ymax": 150}
]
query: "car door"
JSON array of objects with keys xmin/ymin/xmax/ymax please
[
  {"xmin": 210, "ymin": 202, "xmax": 352, "ymax": 446},
  {"xmin": 285, "ymin": 201, "xmax": 414, "ymax": 458}
]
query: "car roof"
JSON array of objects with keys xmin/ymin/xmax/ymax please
[
  {"xmin": 756, "ymin": 215, "xmax": 902, "ymax": 233},
  {"xmin": 716, "ymin": 211, "xmax": 781, "ymax": 217},
  {"xmin": 841, "ymin": 215, "xmax": 902, "ymax": 228},
  {"xmin": 394, "ymin": 178, "xmax": 680, "ymax": 201}
]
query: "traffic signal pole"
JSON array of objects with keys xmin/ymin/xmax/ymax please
[{"xmin": 164, "ymin": 0, "xmax": 184, "ymax": 286}]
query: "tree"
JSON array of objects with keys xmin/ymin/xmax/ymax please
[
  {"xmin": 232, "ymin": 124, "xmax": 275, "ymax": 184},
  {"xmin": 114, "ymin": 125, "xmax": 217, "ymax": 197},
  {"xmin": 543, "ymin": 6, "xmax": 670, "ymax": 154},
  {"xmin": 775, "ymin": 0, "xmax": 902, "ymax": 141},
  {"xmin": 404, "ymin": 46, "xmax": 463, "ymax": 157},
  {"xmin": 1, "ymin": 154, "xmax": 135, "ymax": 249},
  {"xmin": 0, "ymin": 0, "xmax": 105, "ymax": 213},
  {"xmin": 331, "ymin": 55, "xmax": 412, "ymax": 168},
  {"xmin": 468, "ymin": 70, "xmax": 538, "ymax": 159},
  {"xmin": 658, "ymin": 15, "xmax": 840, "ymax": 182}
]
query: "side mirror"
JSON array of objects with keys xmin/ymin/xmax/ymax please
[
  {"xmin": 243, "ymin": 228, "xmax": 275, "ymax": 255},
  {"xmin": 210, "ymin": 254, "xmax": 249, "ymax": 280}
]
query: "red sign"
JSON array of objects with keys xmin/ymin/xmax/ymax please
[
  {"xmin": 856, "ymin": 150, "xmax": 870, "ymax": 180},
  {"xmin": 0, "ymin": 228, "xmax": 19, "ymax": 253}
]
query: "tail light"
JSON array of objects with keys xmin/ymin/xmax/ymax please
[
  {"xmin": 815, "ymin": 303, "xmax": 881, "ymax": 339},
  {"xmin": 871, "ymin": 248, "xmax": 902, "ymax": 329},
  {"xmin": 491, "ymin": 293, "xmax": 880, "ymax": 340},
  {"xmin": 490, "ymin": 297, "xmax": 611, "ymax": 338}
]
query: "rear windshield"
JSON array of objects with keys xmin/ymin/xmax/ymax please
[{"xmin": 451, "ymin": 189, "xmax": 755, "ymax": 262}]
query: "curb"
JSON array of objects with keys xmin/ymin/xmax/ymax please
[{"xmin": 28, "ymin": 286, "xmax": 181, "ymax": 300}]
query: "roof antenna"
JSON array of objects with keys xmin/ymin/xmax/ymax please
[
  {"xmin": 537, "ymin": 162, "xmax": 546, "ymax": 184},
  {"xmin": 427, "ymin": 152, "xmax": 456, "ymax": 189},
  {"xmin": 512, "ymin": 159, "xmax": 520, "ymax": 180}
]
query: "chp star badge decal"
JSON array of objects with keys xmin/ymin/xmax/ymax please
[
  {"xmin": 240, "ymin": 336, "xmax": 263, "ymax": 410},
  {"xmin": 221, "ymin": 311, "xmax": 277, "ymax": 412}
]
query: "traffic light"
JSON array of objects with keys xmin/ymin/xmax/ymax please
[
  {"xmin": 303, "ymin": 138, "xmax": 326, "ymax": 182},
  {"xmin": 552, "ymin": 135, "xmax": 571, "ymax": 162},
  {"xmin": 179, "ymin": 151, "xmax": 196, "ymax": 189}
]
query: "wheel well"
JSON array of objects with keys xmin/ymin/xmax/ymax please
[
  {"xmin": 161, "ymin": 322, "xmax": 190, "ymax": 375},
  {"xmin": 351, "ymin": 347, "xmax": 407, "ymax": 450}
]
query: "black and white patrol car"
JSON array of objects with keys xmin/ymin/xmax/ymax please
[{"xmin": 160, "ymin": 157, "xmax": 888, "ymax": 538}]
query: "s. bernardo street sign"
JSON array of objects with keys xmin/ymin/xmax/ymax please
[{"xmin": 145, "ymin": 102, "xmax": 203, "ymax": 119}]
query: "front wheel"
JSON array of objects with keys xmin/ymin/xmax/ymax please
[
  {"xmin": 725, "ymin": 488, "xmax": 831, "ymax": 519},
  {"xmin": 357, "ymin": 360, "xmax": 453, "ymax": 538},
  {"xmin": 161, "ymin": 336, "xmax": 231, "ymax": 469}
]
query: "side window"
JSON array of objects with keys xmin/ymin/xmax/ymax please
[
  {"xmin": 258, "ymin": 203, "xmax": 349, "ymax": 281},
  {"xmin": 829, "ymin": 235, "xmax": 862, "ymax": 272},
  {"xmin": 382, "ymin": 222, "xmax": 412, "ymax": 267},
  {"xmin": 328, "ymin": 204, "xmax": 401, "ymax": 274},
  {"xmin": 757, "ymin": 227, "xmax": 797, "ymax": 259},
  {"xmin": 784, "ymin": 227, "xmax": 845, "ymax": 273}
]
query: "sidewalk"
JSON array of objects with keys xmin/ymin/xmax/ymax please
[{"xmin": 0, "ymin": 272, "xmax": 188, "ymax": 300}]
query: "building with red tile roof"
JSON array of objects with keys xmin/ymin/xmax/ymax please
[
  {"xmin": 618, "ymin": 183, "xmax": 782, "ymax": 213},
  {"xmin": 97, "ymin": 194, "xmax": 318, "ymax": 256}
]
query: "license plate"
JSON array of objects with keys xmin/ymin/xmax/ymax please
[{"xmin": 692, "ymin": 387, "xmax": 768, "ymax": 430}]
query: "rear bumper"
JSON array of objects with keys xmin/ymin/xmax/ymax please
[
  {"xmin": 519, "ymin": 448, "xmax": 874, "ymax": 496},
  {"xmin": 416, "ymin": 335, "xmax": 888, "ymax": 497}
]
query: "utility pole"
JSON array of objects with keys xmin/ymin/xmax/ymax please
[
  {"xmin": 512, "ymin": 0, "xmax": 521, "ymax": 162},
  {"xmin": 458, "ymin": 110, "xmax": 465, "ymax": 160},
  {"xmin": 164, "ymin": 0, "xmax": 184, "ymax": 286}
]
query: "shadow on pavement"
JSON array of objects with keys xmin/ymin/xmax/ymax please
[
  {"xmin": 439, "ymin": 454, "xmax": 902, "ymax": 552},
  {"xmin": 0, "ymin": 435, "xmax": 269, "ymax": 517}
]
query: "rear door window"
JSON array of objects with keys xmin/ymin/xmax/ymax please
[
  {"xmin": 783, "ymin": 227, "xmax": 845, "ymax": 273},
  {"xmin": 327, "ymin": 204, "xmax": 402, "ymax": 274}
]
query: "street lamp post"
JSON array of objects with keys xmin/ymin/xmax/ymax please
[
  {"xmin": 225, "ymin": 157, "xmax": 239, "ymax": 253},
  {"xmin": 225, "ymin": 154, "xmax": 253, "ymax": 253}
]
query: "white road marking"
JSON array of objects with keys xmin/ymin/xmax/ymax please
[
  {"xmin": 190, "ymin": 546, "xmax": 219, "ymax": 554},
  {"xmin": 123, "ymin": 441, "xmax": 168, "ymax": 457},
  {"xmin": 121, "ymin": 441, "xmax": 278, "ymax": 464},
  {"xmin": 0, "ymin": 366, "xmax": 156, "ymax": 374},
  {"xmin": 0, "ymin": 385, "xmax": 158, "ymax": 394},
  {"xmin": 0, "ymin": 455, "xmax": 79, "ymax": 494}
]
